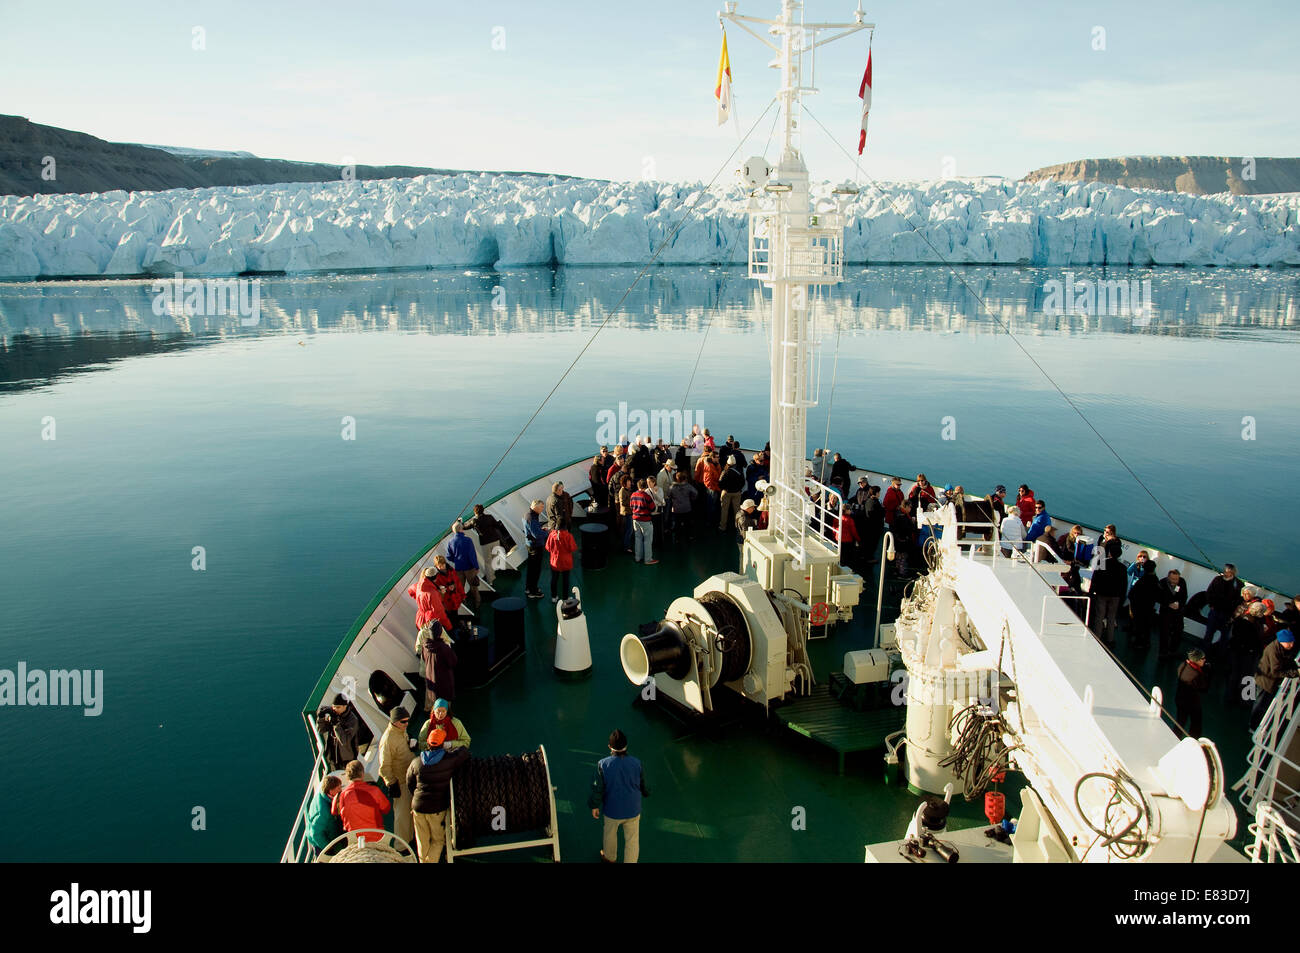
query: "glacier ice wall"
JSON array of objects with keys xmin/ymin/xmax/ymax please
[{"xmin": 1, "ymin": 173, "xmax": 1297, "ymax": 279}]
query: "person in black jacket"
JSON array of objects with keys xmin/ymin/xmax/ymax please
[
  {"xmin": 1203, "ymin": 565, "xmax": 1245, "ymax": 662},
  {"xmin": 1127, "ymin": 560, "xmax": 1159, "ymax": 649},
  {"xmin": 1251, "ymin": 630, "xmax": 1299, "ymax": 730},
  {"xmin": 889, "ymin": 503, "xmax": 917, "ymax": 576},
  {"xmin": 1088, "ymin": 539, "xmax": 1127, "ymax": 646},
  {"xmin": 1226, "ymin": 603, "xmax": 1266, "ymax": 707},
  {"xmin": 717, "ymin": 456, "xmax": 746, "ymax": 532},
  {"xmin": 1175, "ymin": 648, "xmax": 1210, "ymax": 737},
  {"xmin": 405, "ymin": 729, "xmax": 471, "ymax": 863},
  {"xmin": 829, "ymin": 452, "xmax": 853, "ymax": 496},
  {"xmin": 317, "ymin": 693, "xmax": 361, "ymax": 771},
  {"xmin": 1157, "ymin": 570, "xmax": 1189, "ymax": 659}
]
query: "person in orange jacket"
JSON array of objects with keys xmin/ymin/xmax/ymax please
[
  {"xmin": 331, "ymin": 760, "xmax": 391, "ymax": 844},
  {"xmin": 429, "ymin": 553, "xmax": 465, "ymax": 617},
  {"xmin": 546, "ymin": 519, "xmax": 577, "ymax": 604}
]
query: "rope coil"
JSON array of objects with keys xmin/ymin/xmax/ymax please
[{"xmin": 450, "ymin": 748, "xmax": 553, "ymax": 850}]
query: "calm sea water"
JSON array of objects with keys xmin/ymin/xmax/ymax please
[{"xmin": 1, "ymin": 264, "xmax": 1297, "ymax": 861}]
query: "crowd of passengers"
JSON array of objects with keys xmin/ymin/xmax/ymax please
[{"xmin": 307, "ymin": 429, "xmax": 1299, "ymax": 860}]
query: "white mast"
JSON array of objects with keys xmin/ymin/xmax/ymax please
[{"xmin": 724, "ymin": 0, "xmax": 870, "ymax": 569}]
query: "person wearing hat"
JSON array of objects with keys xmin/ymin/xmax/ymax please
[
  {"xmin": 717, "ymin": 454, "xmax": 746, "ymax": 533},
  {"xmin": 405, "ymin": 726, "xmax": 470, "ymax": 863},
  {"xmin": 378, "ymin": 706, "xmax": 417, "ymax": 845},
  {"xmin": 985, "ymin": 485, "xmax": 1008, "ymax": 521},
  {"xmin": 1251, "ymin": 629, "xmax": 1300, "ymax": 729},
  {"xmin": 408, "ymin": 565, "xmax": 453, "ymax": 634},
  {"xmin": 418, "ymin": 698, "xmax": 471, "ymax": 753},
  {"xmin": 446, "ymin": 520, "xmax": 481, "ymax": 611},
  {"xmin": 735, "ymin": 497, "xmax": 759, "ymax": 544},
  {"xmin": 317, "ymin": 692, "xmax": 360, "ymax": 770},
  {"xmin": 1175, "ymin": 648, "xmax": 1210, "ymax": 738},
  {"xmin": 588, "ymin": 729, "xmax": 649, "ymax": 863},
  {"xmin": 522, "ymin": 499, "xmax": 548, "ymax": 599}
]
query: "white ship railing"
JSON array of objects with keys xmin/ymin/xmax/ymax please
[
  {"xmin": 1235, "ymin": 677, "xmax": 1300, "ymax": 828},
  {"xmin": 766, "ymin": 475, "xmax": 843, "ymax": 568},
  {"xmin": 281, "ymin": 720, "xmax": 332, "ymax": 863},
  {"xmin": 748, "ymin": 212, "xmax": 845, "ymax": 283},
  {"xmin": 1246, "ymin": 804, "xmax": 1300, "ymax": 863}
]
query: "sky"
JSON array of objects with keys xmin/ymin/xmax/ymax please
[{"xmin": 2, "ymin": 0, "xmax": 1298, "ymax": 184}]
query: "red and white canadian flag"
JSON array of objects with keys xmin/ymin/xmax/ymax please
[{"xmin": 857, "ymin": 49, "xmax": 872, "ymax": 155}]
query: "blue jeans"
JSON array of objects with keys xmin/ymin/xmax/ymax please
[
  {"xmin": 1204, "ymin": 610, "xmax": 1232, "ymax": 651},
  {"xmin": 633, "ymin": 520, "xmax": 654, "ymax": 562}
]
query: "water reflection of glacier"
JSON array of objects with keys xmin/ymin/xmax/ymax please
[{"xmin": 2, "ymin": 265, "xmax": 1298, "ymax": 390}]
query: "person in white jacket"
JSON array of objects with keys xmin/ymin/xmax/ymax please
[{"xmin": 1000, "ymin": 510, "xmax": 1026, "ymax": 557}]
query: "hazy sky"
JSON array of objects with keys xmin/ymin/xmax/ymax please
[{"xmin": 3, "ymin": 0, "xmax": 1297, "ymax": 184}]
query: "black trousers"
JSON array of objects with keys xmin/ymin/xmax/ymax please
[
  {"xmin": 550, "ymin": 568, "xmax": 571, "ymax": 599},
  {"xmin": 526, "ymin": 547, "xmax": 543, "ymax": 592}
]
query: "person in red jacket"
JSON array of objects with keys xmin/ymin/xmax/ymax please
[
  {"xmin": 882, "ymin": 476, "xmax": 905, "ymax": 525},
  {"xmin": 835, "ymin": 505, "xmax": 861, "ymax": 565},
  {"xmin": 332, "ymin": 760, "xmax": 391, "ymax": 844},
  {"xmin": 408, "ymin": 566, "xmax": 452, "ymax": 632},
  {"xmin": 429, "ymin": 554, "xmax": 465, "ymax": 617},
  {"xmin": 1016, "ymin": 485, "xmax": 1036, "ymax": 526},
  {"xmin": 546, "ymin": 519, "xmax": 577, "ymax": 604},
  {"xmin": 907, "ymin": 473, "xmax": 937, "ymax": 513}
]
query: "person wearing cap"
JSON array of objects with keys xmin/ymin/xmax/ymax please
[
  {"xmin": 416, "ymin": 622, "xmax": 458, "ymax": 710},
  {"xmin": 522, "ymin": 499, "xmax": 548, "ymax": 599},
  {"xmin": 317, "ymin": 692, "xmax": 360, "ymax": 770},
  {"xmin": 1175, "ymin": 648, "xmax": 1210, "ymax": 737},
  {"xmin": 418, "ymin": 698, "xmax": 471, "ymax": 753},
  {"xmin": 985, "ymin": 485, "xmax": 1008, "ymax": 521},
  {"xmin": 588, "ymin": 729, "xmax": 649, "ymax": 863},
  {"xmin": 446, "ymin": 520, "xmax": 482, "ymax": 611},
  {"xmin": 656, "ymin": 456, "xmax": 676, "ymax": 498},
  {"xmin": 1251, "ymin": 630, "xmax": 1300, "ymax": 729},
  {"xmin": 883, "ymin": 476, "xmax": 905, "ymax": 525},
  {"xmin": 717, "ymin": 454, "xmax": 746, "ymax": 533},
  {"xmin": 405, "ymin": 727, "xmax": 470, "ymax": 863},
  {"xmin": 378, "ymin": 706, "xmax": 417, "ymax": 845},
  {"xmin": 408, "ymin": 565, "xmax": 453, "ymax": 634},
  {"xmin": 305, "ymin": 774, "xmax": 344, "ymax": 856},
  {"xmin": 332, "ymin": 760, "xmax": 391, "ymax": 845},
  {"xmin": 735, "ymin": 498, "xmax": 759, "ymax": 544}
]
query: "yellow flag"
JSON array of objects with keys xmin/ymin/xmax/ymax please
[{"xmin": 715, "ymin": 32, "xmax": 732, "ymax": 126}]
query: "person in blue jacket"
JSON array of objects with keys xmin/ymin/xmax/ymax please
[
  {"xmin": 305, "ymin": 775, "xmax": 344, "ymax": 857},
  {"xmin": 1025, "ymin": 499, "xmax": 1052, "ymax": 544},
  {"xmin": 522, "ymin": 499, "xmax": 548, "ymax": 599},
  {"xmin": 446, "ymin": 519, "xmax": 481, "ymax": 611},
  {"xmin": 588, "ymin": 729, "xmax": 649, "ymax": 863}
]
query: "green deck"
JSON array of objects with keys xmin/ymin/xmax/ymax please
[
  {"xmin": 336, "ymin": 514, "xmax": 1260, "ymax": 863},
  {"xmin": 773, "ymin": 687, "xmax": 906, "ymax": 776}
]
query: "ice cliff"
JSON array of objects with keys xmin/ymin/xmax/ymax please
[{"xmin": 2, "ymin": 173, "xmax": 1297, "ymax": 279}]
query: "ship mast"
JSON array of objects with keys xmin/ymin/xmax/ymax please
[{"xmin": 723, "ymin": 0, "xmax": 871, "ymax": 568}]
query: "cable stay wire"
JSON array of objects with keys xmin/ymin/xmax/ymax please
[{"xmin": 800, "ymin": 102, "xmax": 1217, "ymax": 568}]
